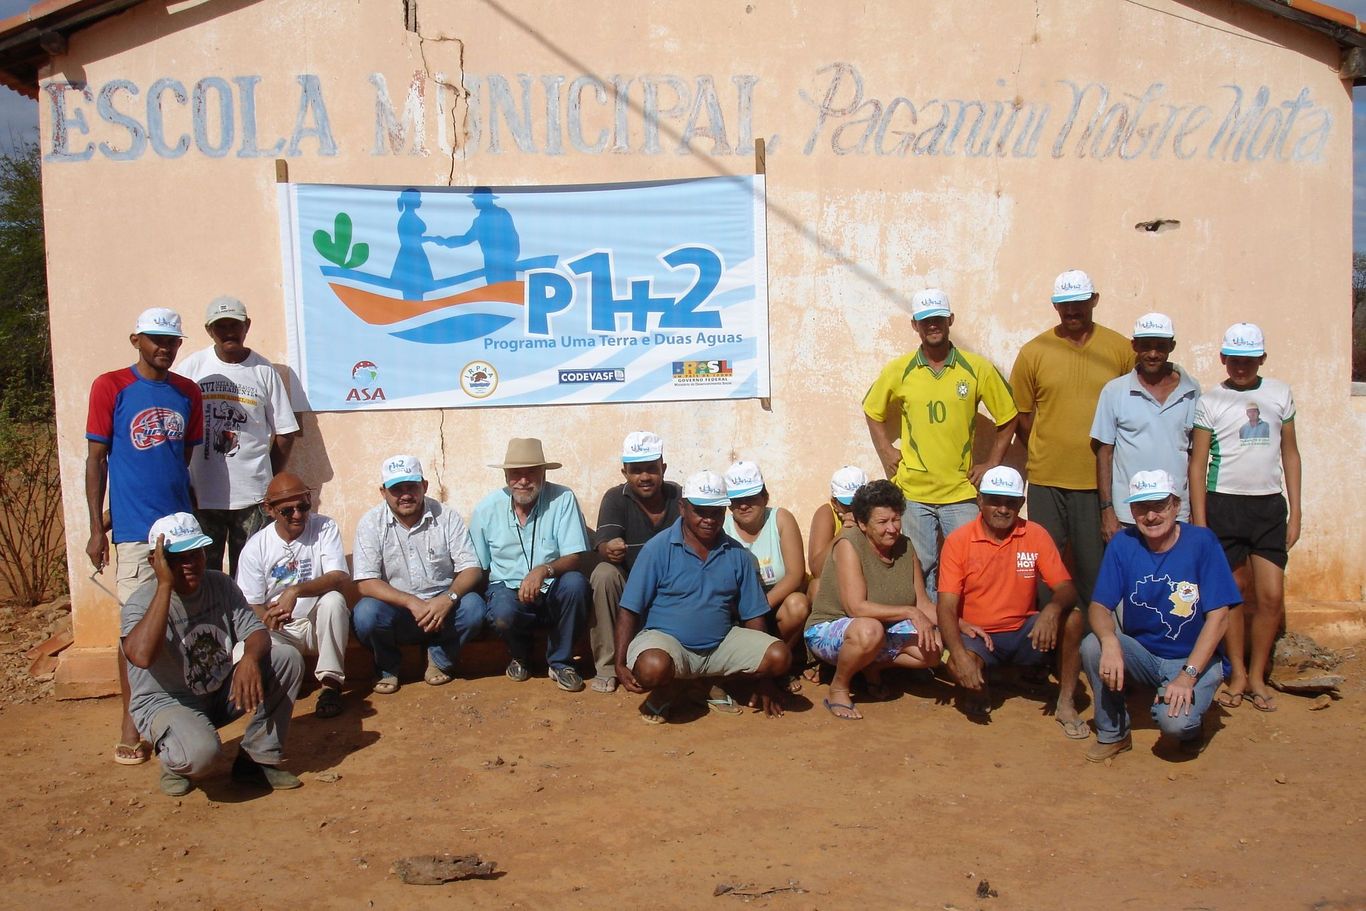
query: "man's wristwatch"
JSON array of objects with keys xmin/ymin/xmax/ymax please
[
  {"xmin": 447, "ymin": 589, "xmax": 460, "ymax": 603},
  {"xmin": 544, "ymin": 564, "xmax": 556, "ymax": 580},
  {"xmin": 1099, "ymin": 501, "xmax": 1114, "ymax": 511},
  {"xmin": 1181, "ymin": 664, "xmax": 1199, "ymax": 680}
]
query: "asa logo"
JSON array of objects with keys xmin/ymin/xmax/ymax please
[
  {"xmin": 346, "ymin": 360, "xmax": 386, "ymax": 402},
  {"xmin": 129, "ymin": 406, "xmax": 186, "ymax": 450}
]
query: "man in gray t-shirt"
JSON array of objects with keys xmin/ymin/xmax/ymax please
[{"xmin": 122, "ymin": 512, "xmax": 303, "ymax": 797}]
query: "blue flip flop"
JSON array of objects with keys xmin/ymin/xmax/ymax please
[{"xmin": 822, "ymin": 697, "xmax": 862, "ymax": 720}]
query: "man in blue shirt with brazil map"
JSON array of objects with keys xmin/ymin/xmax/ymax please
[
  {"xmin": 1081, "ymin": 470, "xmax": 1241, "ymax": 762},
  {"xmin": 614, "ymin": 470, "xmax": 792, "ymax": 724}
]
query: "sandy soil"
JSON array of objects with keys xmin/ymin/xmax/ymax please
[{"xmin": 0, "ymin": 610, "xmax": 1363, "ymax": 911}]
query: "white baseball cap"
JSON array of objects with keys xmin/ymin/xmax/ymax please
[
  {"xmin": 148, "ymin": 512, "xmax": 213, "ymax": 553},
  {"xmin": 684, "ymin": 470, "xmax": 731, "ymax": 507},
  {"xmin": 1220, "ymin": 322, "xmax": 1265, "ymax": 357},
  {"xmin": 724, "ymin": 460, "xmax": 765, "ymax": 499},
  {"xmin": 1051, "ymin": 269, "xmax": 1095, "ymax": 304},
  {"xmin": 621, "ymin": 431, "xmax": 664, "ymax": 463},
  {"xmin": 978, "ymin": 465, "xmax": 1025, "ymax": 498},
  {"xmin": 1125, "ymin": 469, "xmax": 1178, "ymax": 503},
  {"xmin": 830, "ymin": 465, "xmax": 867, "ymax": 505},
  {"xmin": 381, "ymin": 454, "xmax": 424, "ymax": 488},
  {"xmin": 911, "ymin": 288, "xmax": 951, "ymax": 320},
  {"xmin": 133, "ymin": 307, "xmax": 186, "ymax": 337},
  {"xmin": 1132, "ymin": 312, "xmax": 1174, "ymax": 339},
  {"xmin": 205, "ymin": 295, "xmax": 249, "ymax": 324}
]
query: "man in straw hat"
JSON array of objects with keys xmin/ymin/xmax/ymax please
[
  {"xmin": 352, "ymin": 455, "xmax": 486, "ymax": 695},
  {"xmin": 236, "ymin": 472, "xmax": 352, "ymax": 718},
  {"xmin": 471, "ymin": 438, "xmax": 592, "ymax": 692}
]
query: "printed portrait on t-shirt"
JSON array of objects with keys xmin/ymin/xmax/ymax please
[{"xmin": 1238, "ymin": 403, "xmax": 1271, "ymax": 442}]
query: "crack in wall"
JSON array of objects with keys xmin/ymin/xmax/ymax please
[{"xmin": 415, "ymin": 30, "xmax": 467, "ymax": 186}]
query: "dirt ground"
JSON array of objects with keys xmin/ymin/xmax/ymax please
[{"xmin": 1, "ymin": 600, "xmax": 1364, "ymax": 911}]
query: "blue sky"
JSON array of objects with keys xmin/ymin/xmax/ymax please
[{"xmin": 0, "ymin": 0, "xmax": 1363, "ymax": 246}]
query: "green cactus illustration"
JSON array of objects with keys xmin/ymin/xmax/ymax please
[{"xmin": 313, "ymin": 212, "xmax": 369, "ymax": 269}]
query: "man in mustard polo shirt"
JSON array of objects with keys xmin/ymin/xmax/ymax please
[
  {"xmin": 1009, "ymin": 269, "xmax": 1133, "ymax": 718},
  {"xmin": 864, "ymin": 288, "xmax": 1018, "ymax": 603}
]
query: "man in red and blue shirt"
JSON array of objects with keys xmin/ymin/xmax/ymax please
[{"xmin": 86, "ymin": 307, "xmax": 203, "ymax": 766}]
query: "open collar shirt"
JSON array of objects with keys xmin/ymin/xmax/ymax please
[{"xmin": 352, "ymin": 497, "xmax": 480, "ymax": 599}]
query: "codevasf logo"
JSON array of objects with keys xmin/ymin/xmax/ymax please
[{"xmin": 347, "ymin": 360, "xmax": 386, "ymax": 402}]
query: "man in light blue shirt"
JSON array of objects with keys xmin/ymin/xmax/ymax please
[
  {"xmin": 470, "ymin": 438, "xmax": 591, "ymax": 692},
  {"xmin": 1090, "ymin": 313, "xmax": 1201, "ymax": 540}
]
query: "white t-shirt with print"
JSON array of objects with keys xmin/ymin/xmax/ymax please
[
  {"xmin": 1193, "ymin": 377, "xmax": 1295, "ymax": 496},
  {"xmin": 236, "ymin": 513, "xmax": 347, "ymax": 619},
  {"xmin": 177, "ymin": 348, "xmax": 300, "ymax": 510}
]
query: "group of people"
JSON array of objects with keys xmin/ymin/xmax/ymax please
[{"xmin": 87, "ymin": 266, "xmax": 1300, "ymax": 796}]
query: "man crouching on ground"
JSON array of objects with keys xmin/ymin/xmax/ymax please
[
  {"xmin": 122, "ymin": 513, "xmax": 302, "ymax": 796},
  {"xmin": 1081, "ymin": 470, "xmax": 1238, "ymax": 762},
  {"xmin": 614, "ymin": 470, "xmax": 791, "ymax": 723}
]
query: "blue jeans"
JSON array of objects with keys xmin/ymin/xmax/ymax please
[
  {"xmin": 352, "ymin": 592, "xmax": 487, "ymax": 678},
  {"xmin": 902, "ymin": 499, "xmax": 979, "ymax": 604},
  {"xmin": 1080, "ymin": 631, "xmax": 1223, "ymax": 744},
  {"xmin": 486, "ymin": 571, "xmax": 589, "ymax": 671}
]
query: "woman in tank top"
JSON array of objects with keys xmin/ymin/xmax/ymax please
[
  {"xmin": 803, "ymin": 479, "xmax": 942, "ymax": 720},
  {"xmin": 722, "ymin": 462, "xmax": 811, "ymax": 693}
]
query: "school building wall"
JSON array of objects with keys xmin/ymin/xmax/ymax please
[{"xmin": 35, "ymin": 0, "xmax": 1364, "ymax": 694}]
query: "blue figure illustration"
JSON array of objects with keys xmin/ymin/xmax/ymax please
[
  {"xmin": 319, "ymin": 186, "xmax": 556, "ymax": 309},
  {"xmin": 390, "ymin": 188, "xmax": 441, "ymax": 300},
  {"xmin": 439, "ymin": 187, "xmax": 523, "ymax": 284}
]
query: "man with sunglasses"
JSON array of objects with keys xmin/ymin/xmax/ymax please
[
  {"xmin": 236, "ymin": 472, "xmax": 351, "ymax": 718},
  {"xmin": 352, "ymin": 454, "xmax": 486, "ymax": 695}
]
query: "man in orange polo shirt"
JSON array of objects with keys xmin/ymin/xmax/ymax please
[{"xmin": 936, "ymin": 466, "xmax": 1083, "ymax": 738}]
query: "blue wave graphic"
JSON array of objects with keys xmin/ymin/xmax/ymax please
[{"xmin": 390, "ymin": 313, "xmax": 517, "ymax": 344}]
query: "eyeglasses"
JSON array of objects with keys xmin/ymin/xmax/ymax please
[{"xmin": 276, "ymin": 501, "xmax": 312, "ymax": 517}]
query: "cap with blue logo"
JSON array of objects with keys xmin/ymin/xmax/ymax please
[
  {"xmin": 134, "ymin": 307, "xmax": 186, "ymax": 338},
  {"xmin": 1051, "ymin": 269, "xmax": 1095, "ymax": 304},
  {"xmin": 1132, "ymin": 312, "xmax": 1174, "ymax": 339},
  {"xmin": 724, "ymin": 461, "xmax": 765, "ymax": 499},
  {"xmin": 621, "ymin": 431, "xmax": 664, "ymax": 464},
  {"xmin": 911, "ymin": 288, "xmax": 951, "ymax": 321},
  {"xmin": 381, "ymin": 454, "xmax": 425, "ymax": 488},
  {"xmin": 1125, "ymin": 469, "xmax": 1178, "ymax": 503},
  {"xmin": 684, "ymin": 470, "xmax": 731, "ymax": 507},
  {"xmin": 978, "ymin": 465, "xmax": 1026, "ymax": 498},
  {"xmin": 830, "ymin": 465, "xmax": 867, "ymax": 505},
  {"xmin": 148, "ymin": 512, "xmax": 214, "ymax": 552},
  {"xmin": 1220, "ymin": 322, "xmax": 1265, "ymax": 357}
]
